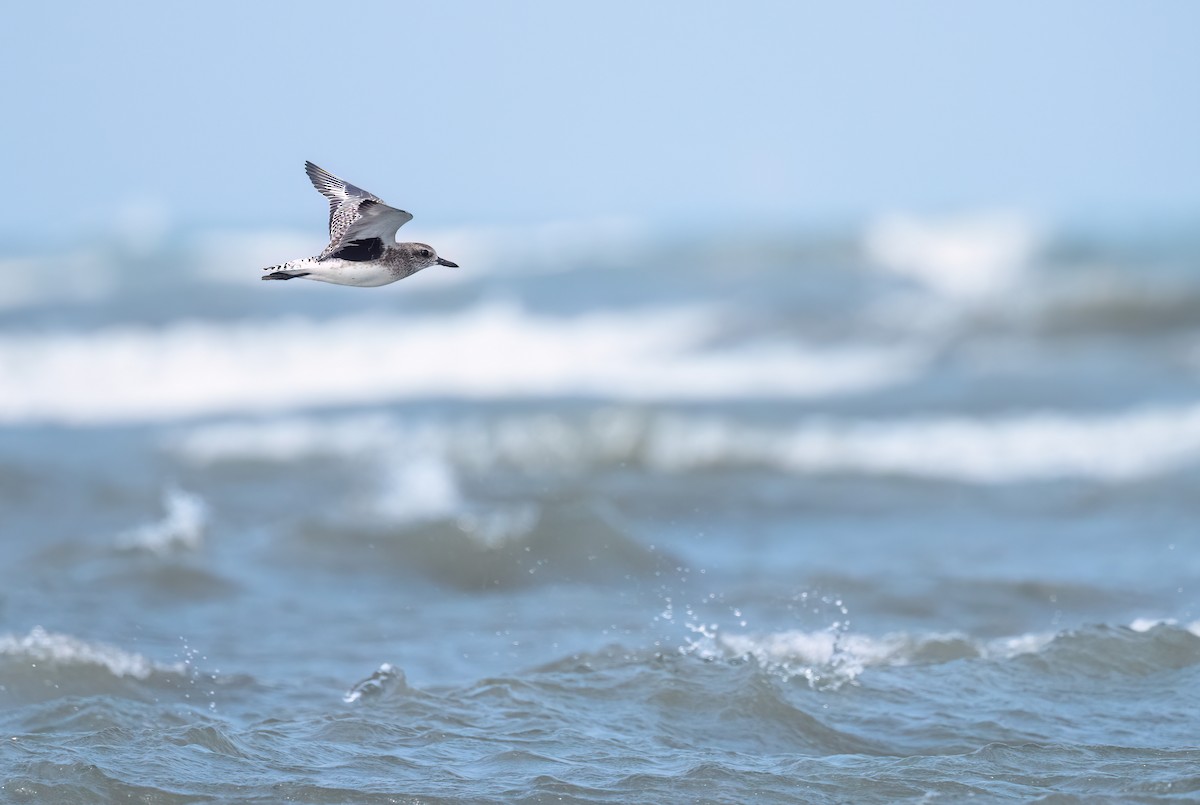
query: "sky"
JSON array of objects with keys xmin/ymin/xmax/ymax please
[{"xmin": 2, "ymin": 1, "xmax": 1198, "ymax": 243}]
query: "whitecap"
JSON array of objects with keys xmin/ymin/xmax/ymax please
[
  {"xmin": 0, "ymin": 303, "xmax": 923, "ymax": 424},
  {"xmin": 455, "ymin": 503, "xmax": 541, "ymax": 548},
  {"xmin": 170, "ymin": 401, "xmax": 1200, "ymax": 484},
  {"xmin": 641, "ymin": 405, "xmax": 1200, "ymax": 482},
  {"xmin": 370, "ymin": 454, "xmax": 462, "ymax": 524},
  {"xmin": 115, "ymin": 487, "xmax": 208, "ymax": 554},
  {"xmin": 981, "ymin": 631, "xmax": 1057, "ymax": 658},
  {"xmin": 0, "ymin": 626, "xmax": 184, "ymax": 679},
  {"xmin": 864, "ymin": 211, "xmax": 1041, "ymax": 300},
  {"xmin": 683, "ymin": 626, "xmax": 949, "ymax": 690},
  {"xmin": 169, "ymin": 415, "xmax": 400, "ymax": 464},
  {"xmin": 683, "ymin": 624, "xmax": 1075, "ymax": 687},
  {"xmin": 343, "ymin": 662, "xmax": 407, "ymax": 703}
]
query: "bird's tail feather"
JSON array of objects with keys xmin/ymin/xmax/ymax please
[{"xmin": 261, "ymin": 257, "xmax": 315, "ymax": 281}]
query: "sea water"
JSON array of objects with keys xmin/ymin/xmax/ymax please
[{"xmin": 2, "ymin": 214, "xmax": 1198, "ymax": 802}]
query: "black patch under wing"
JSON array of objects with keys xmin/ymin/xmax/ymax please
[{"xmin": 331, "ymin": 238, "xmax": 385, "ymax": 262}]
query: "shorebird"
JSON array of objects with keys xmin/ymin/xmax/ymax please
[{"xmin": 262, "ymin": 162, "xmax": 458, "ymax": 285}]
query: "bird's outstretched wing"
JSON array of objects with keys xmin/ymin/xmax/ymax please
[{"xmin": 304, "ymin": 161, "xmax": 414, "ymax": 260}]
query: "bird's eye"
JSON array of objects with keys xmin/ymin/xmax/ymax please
[{"xmin": 421, "ymin": 249, "xmax": 431, "ymax": 258}]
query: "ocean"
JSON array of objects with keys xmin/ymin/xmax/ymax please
[{"xmin": 2, "ymin": 212, "xmax": 1198, "ymax": 802}]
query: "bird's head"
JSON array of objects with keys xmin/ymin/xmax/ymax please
[{"xmin": 409, "ymin": 243, "xmax": 458, "ymax": 270}]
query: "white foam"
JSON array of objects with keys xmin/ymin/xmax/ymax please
[
  {"xmin": 711, "ymin": 629, "xmax": 872, "ymax": 689},
  {"xmin": 115, "ymin": 487, "xmax": 208, "ymax": 554},
  {"xmin": 370, "ymin": 454, "xmax": 462, "ymax": 524},
  {"xmin": 343, "ymin": 662, "xmax": 407, "ymax": 703},
  {"xmin": 864, "ymin": 211, "xmax": 1041, "ymax": 300},
  {"xmin": 170, "ymin": 415, "xmax": 400, "ymax": 464},
  {"xmin": 685, "ymin": 625, "xmax": 1067, "ymax": 687},
  {"xmin": 168, "ymin": 413, "xmax": 630, "ymax": 469},
  {"xmin": 685, "ymin": 627, "xmax": 963, "ymax": 689},
  {"xmin": 642, "ymin": 405, "xmax": 1200, "ymax": 482},
  {"xmin": 172, "ymin": 401, "xmax": 1200, "ymax": 484},
  {"xmin": 455, "ymin": 503, "xmax": 541, "ymax": 548},
  {"xmin": 0, "ymin": 304, "xmax": 922, "ymax": 424},
  {"xmin": 0, "ymin": 626, "xmax": 184, "ymax": 679},
  {"xmin": 982, "ymin": 631, "xmax": 1057, "ymax": 658}
]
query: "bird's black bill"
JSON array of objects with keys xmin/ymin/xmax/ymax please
[{"xmin": 436, "ymin": 257, "xmax": 459, "ymax": 268}]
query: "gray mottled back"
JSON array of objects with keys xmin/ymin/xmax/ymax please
[{"xmin": 304, "ymin": 162, "xmax": 414, "ymax": 260}]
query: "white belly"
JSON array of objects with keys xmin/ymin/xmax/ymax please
[{"xmin": 302, "ymin": 259, "xmax": 401, "ymax": 287}]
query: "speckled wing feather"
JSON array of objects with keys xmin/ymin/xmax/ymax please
[{"xmin": 304, "ymin": 162, "xmax": 414, "ymax": 260}]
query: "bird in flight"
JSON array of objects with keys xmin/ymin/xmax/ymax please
[{"xmin": 262, "ymin": 162, "xmax": 458, "ymax": 285}]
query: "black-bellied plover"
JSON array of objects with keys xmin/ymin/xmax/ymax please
[{"xmin": 262, "ymin": 162, "xmax": 458, "ymax": 285}]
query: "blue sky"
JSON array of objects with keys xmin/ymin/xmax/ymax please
[{"xmin": 3, "ymin": 1, "xmax": 1198, "ymax": 242}]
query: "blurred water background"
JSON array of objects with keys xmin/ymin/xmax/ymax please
[{"xmin": 3, "ymin": 2, "xmax": 1200, "ymax": 802}]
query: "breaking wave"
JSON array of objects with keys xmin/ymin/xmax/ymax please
[
  {"xmin": 0, "ymin": 303, "xmax": 923, "ymax": 424},
  {"xmin": 644, "ymin": 619, "xmax": 1200, "ymax": 691},
  {"xmin": 0, "ymin": 627, "xmax": 193, "ymax": 706},
  {"xmin": 864, "ymin": 211, "xmax": 1041, "ymax": 300},
  {"xmin": 170, "ymin": 401, "xmax": 1200, "ymax": 483},
  {"xmin": 0, "ymin": 626, "xmax": 182, "ymax": 680},
  {"xmin": 115, "ymin": 486, "xmax": 208, "ymax": 554}
]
